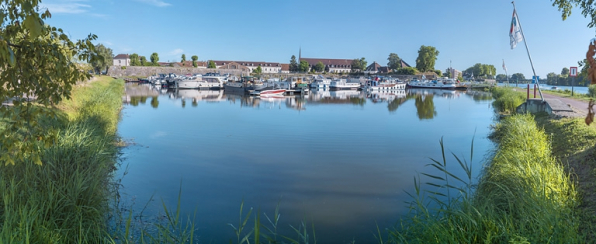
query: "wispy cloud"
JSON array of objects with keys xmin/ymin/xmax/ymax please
[
  {"xmin": 41, "ymin": 0, "xmax": 91, "ymax": 14},
  {"xmin": 169, "ymin": 48, "xmax": 184, "ymax": 56},
  {"xmin": 102, "ymin": 41, "xmax": 113, "ymax": 46},
  {"xmin": 134, "ymin": 0, "xmax": 171, "ymax": 7}
]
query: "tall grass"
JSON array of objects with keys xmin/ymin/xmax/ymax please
[
  {"xmin": 490, "ymin": 87, "xmax": 526, "ymax": 114},
  {"xmin": 0, "ymin": 77, "xmax": 124, "ymax": 243},
  {"xmin": 390, "ymin": 114, "xmax": 580, "ymax": 243}
]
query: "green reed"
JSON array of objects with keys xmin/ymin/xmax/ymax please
[
  {"xmin": 490, "ymin": 87, "xmax": 526, "ymax": 114},
  {"xmin": 389, "ymin": 114, "xmax": 580, "ymax": 243}
]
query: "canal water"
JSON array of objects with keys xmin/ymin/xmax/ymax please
[{"xmin": 116, "ymin": 85, "xmax": 496, "ymax": 243}]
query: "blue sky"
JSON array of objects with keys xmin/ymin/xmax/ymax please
[{"xmin": 41, "ymin": 0, "xmax": 593, "ymax": 78}]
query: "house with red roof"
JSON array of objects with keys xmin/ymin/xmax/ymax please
[{"xmin": 113, "ymin": 54, "xmax": 130, "ymax": 66}]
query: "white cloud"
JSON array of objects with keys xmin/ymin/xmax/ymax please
[
  {"xmin": 169, "ymin": 48, "xmax": 184, "ymax": 56},
  {"xmin": 134, "ymin": 0, "xmax": 171, "ymax": 7},
  {"xmin": 41, "ymin": 0, "xmax": 91, "ymax": 14},
  {"xmin": 103, "ymin": 41, "xmax": 113, "ymax": 46}
]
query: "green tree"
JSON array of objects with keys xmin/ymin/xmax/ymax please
[
  {"xmin": 387, "ymin": 53, "xmax": 401, "ymax": 71},
  {"xmin": 253, "ymin": 65, "xmax": 263, "ymax": 76},
  {"xmin": 0, "ymin": 1, "xmax": 98, "ymax": 164},
  {"xmin": 290, "ymin": 55, "xmax": 298, "ymax": 72},
  {"xmin": 208, "ymin": 60, "xmax": 216, "ymax": 68},
  {"xmin": 414, "ymin": 94, "xmax": 437, "ymax": 120},
  {"xmin": 547, "ymin": 72, "xmax": 559, "ymax": 85},
  {"xmin": 151, "ymin": 96, "xmax": 159, "ymax": 109},
  {"xmin": 314, "ymin": 61, "xmax": 325, "ymax": 72},
  {"xmin": 181, "ymin": 54, "xmax": 186, "ymax": 63},
  {"xmin": 299, "ymin": 60, "xmax": 310, "ymax": 72},
  {"xmin": 496, "ymin": 74, "xmax": 508, "ymax": 82},
  {"xmin": 415, "ymin": 45, "xmax": 439, "ymax": 72},
  {"xmin": 150, "ymin": 52, "xmax": 159, "ymax": 65},
  {"xmin": 191, "ymin": 55, "xmax": 198, "ymax": 67},
  {"xmin": 130, "ymin": 53, "xmax": 140, "ymax": 66},
  {"xmin": 553, "ymin": 0, "xmax": 596, "ymax": 28},
  {"xmin": 561, "ymin": 67, "xmax": 570, "ymax": 76},
  {"xmin": 511, "ymin": 73, "xmax": 526, "ymax": 82},
  {"xmin": 434, "ymin": 70, "xmax": 442, "ymax": 77},
  {"xmin": 92, "ymin": 44, "xmax": 113, "ymax": 74},
  {"xmin": 140, "ymin": 56, "xmax": 147, "ymax": 66},
  {"xmin": 465, "ymin": 63, "xmax": 497, "ymax": 79}
]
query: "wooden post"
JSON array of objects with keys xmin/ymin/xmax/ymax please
[{"xmin": 527, "ymin": 84, "xmax": 530, "ymax": 99}]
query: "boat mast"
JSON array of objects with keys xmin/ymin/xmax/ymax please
[{"xmin": 512, "ymin": 1, "xmax": 543, "ymax": 101}]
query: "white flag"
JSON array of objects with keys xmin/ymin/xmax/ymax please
[{"xmin": 510, "ymin": 10, "xmax": 523, "ymax": 49}]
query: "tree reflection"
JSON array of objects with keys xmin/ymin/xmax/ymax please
[
  {"xmin": 150, "ymin": 96, "xmax": 159, "ymax": 109},
  {"xmin": 192, "ymin": 99, "xmax": 198, "ymax": 107},
  {"xmin": 140, "ymin": 96, "xmax": 147, "ymax": 104},
  {"xmin": 181, "ymin": 99, "xmax": 186, "ymax": 108},
  {"xmin": 130, "ymin": 96, "xmax": 139, "ymax": 106},
  {"xmin": 414, "ymin": 94, "xmax": 436, "ymax": 119}
]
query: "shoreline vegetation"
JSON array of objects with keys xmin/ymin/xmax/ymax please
[{"xmin": 3, "ymin": 80, "xmax": 596, "ymax": 242}]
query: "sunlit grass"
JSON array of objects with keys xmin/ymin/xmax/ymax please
[
  {"xmin": 389, "ymin": 114, "xmax": 581, "ymax": 243},
  {"xmin": 490, "ymin": 87, "xmax": 526, "ymax": 114}
]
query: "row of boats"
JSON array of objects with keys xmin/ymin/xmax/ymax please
[{"xmin": 143, "ymin": 73, "xmax": 465, "ymax": 96}]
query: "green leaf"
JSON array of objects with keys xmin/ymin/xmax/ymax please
[
  {"xmin": 24, "ymin": 15, "xmax": 42, "ymax": 40},
  {"xmin": 7, "ymin": 45, "xmax": 15, "ymax": 66}
]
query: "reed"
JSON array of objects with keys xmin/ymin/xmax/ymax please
[
  {"xmin": 0, "ymin": 77, "xmax": 123, "ymax": 243},
  {"xmin": 389, "ymin": 114, "xmax": 580, "ymax": 243},
  {"xmin": 490, "ymin": 87, "xmax": 526, "ymax": 114}
]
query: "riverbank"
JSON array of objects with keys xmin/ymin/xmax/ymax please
[
  {"xmin": 0, "ymin": 76, "xmax": 124, "ymax": 243},
  {"xmin": 391, "ymin": 87, "xmax": 596, "ymax": 242}
]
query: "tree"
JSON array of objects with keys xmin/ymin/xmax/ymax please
[
  {"xmin": 359, "ymin": 57, "xmax": 367, "ymax": 72},
  {"xmin": 130, "ymin": 53, "xmax": 140, "ymax": 66},
  {"xmin": 415, "ymin": 45, "xmax": 439, "ymax": 72},
  {"xmin": 553, "ymin": 0, "xmax": 596, "ymax": 28},
  {"xmin": 253, "ymin": 65, "xmax": 263, "ymax": 76},
  {"xmin": 561, "ymin": 67, "xmax": 570, "ymax": 76},
  {"xmin": 150, "ymin": 52, "xmax": 159, "ymax": 65},
  {"xmin": 351, "ymin": 59, "xmax": 361, "ymax": 72},
  {"xmin": 208, "ymin": 60, "xmax": 216, "ymax": 68},
  {"xmin": 434, "ymin": 70, "xmax": 442, "ymax": 77},
  {"xmin": 140, "ymin": 56, "xmax": 147, "ymax": 66},
  {"xmin": 91, "ymin": 44, "xmax": 113, "ymax": 74},
  {"xmin": 395, "ymin": 67, "xmax": 418, "ymax": 75},
  {"xmin": 465, "ymin": 63, "xmax": 497, "ymax": 79},
  {"xmin": 314, "ymin": 61, "xmax": 325, "ymax": 72},
  {"xmin": 511, "ymin": 73, "xmax": 526, "ymax": 82},
  {"xmin": 289, "ymin": 55, "xmax": 298, "ymax": 72},
  {"xmin": 299, "ymin": 60, "xmax": 310, "ymax": 72},
  {"xmin": 181, "ymin": 54, "xmax": 186, "ymax": 63},
  {"xmin": 496, "ymin": 74, "xmax": 508, "ymax": 81},
  {"xmin": 0, "ymin": 1, "xmax": 99, "ymax": 165},
  {"xmin": 387, "ymin": 53, "xmax": 401, "ymax": 71},
  {"xmin": 547, "ymin": 72, "xmax": 559, "ymax": 85},
  {"xmin": 191, "ymin": 55, "xmax": 198, "ymax": 67}
]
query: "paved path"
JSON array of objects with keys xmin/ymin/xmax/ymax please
[{"xmin": 541, "ymin": 93, "xmax": 590, "ymax": 118}]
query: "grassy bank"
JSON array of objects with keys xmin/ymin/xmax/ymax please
[
  {"xmin": 0, "ymin": 76, "xmax": 124, "ymax": 243},
  {"xmin": 390, "ymin": 114, "xmax": 580, "ymax": 243},
  {"xmin": 490, "ymin": 86, "xmax": 526, "ymax": 114}
]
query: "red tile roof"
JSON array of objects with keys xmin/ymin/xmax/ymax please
[
  {"xmin": 300, "ymin": 58, "xmax": 353, "ymax": 68},
  {"xmin": 114, "ymin": 54, "xmax": 129, "ymax": 59}
]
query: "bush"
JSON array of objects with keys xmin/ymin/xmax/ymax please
[
  {"xmin": 589, "ymin": 84, "xmax": 596, "ymax": 97},
  {"xmin": 491, "ymin": 87, "xmax": 526, "ymax": 114}
]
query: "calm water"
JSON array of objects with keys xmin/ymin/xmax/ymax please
[
  {"xmin": 117, "ymin": 85, "xmax": 496, "ymax": 243},
  {"xmin": 498, "ymin": 82, "xmax": 589, "ymax": 94}
]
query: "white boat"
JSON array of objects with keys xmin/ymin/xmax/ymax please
[
  {"xmin": 407, "ymin": 77, "xmax": 456, "ymax": 90},
  {"xmin": 200, "ymin": 73, "xmax": 228, "ymax": 90},
  {"xmin": 310, "ymin": 75, "xmax": 331, "ymax": 89},
  {"xmin": 329, "ymin": 78, "xmax": 360, "ymax": 90},
  {"xmin": 176, "ymin": 74, "xmax": 203, "ymax": 89},
  {"xmin": 365, "ymin": 78, "xmax": 406, "ymax": 91}
]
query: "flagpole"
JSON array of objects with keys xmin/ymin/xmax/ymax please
[
  {"xmin": 503, "ymin": 59, "xmax": 509, "ymax": 87},
  {"xmin": 512, "ymin": 1, "xmax": 543, "ymax": 101}
]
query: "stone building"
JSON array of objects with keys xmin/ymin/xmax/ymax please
[{"xmin": 113, "ymin": 54, "xmax": 130, "ymax": 66}]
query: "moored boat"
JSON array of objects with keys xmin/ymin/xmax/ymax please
[{"xmin": 329, "ymin": 78, "xmax": 360, "ymax": 90}]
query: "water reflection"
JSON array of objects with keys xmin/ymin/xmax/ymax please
[{"xmin": 123, "ymin": 84, "xmax": 481, "ymax": 118}]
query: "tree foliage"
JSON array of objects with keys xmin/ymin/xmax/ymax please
[
  {"xmin": 394, "ymin": 67, "xmax": 418, "ymax": 75},
  {"xmin": 91, "ymin": 44, "xmax": 113, "ymax": 74},
  {"xmin": 150, "ymin": 52, "xmax": 159, "ymax": 65},
  {"xmin": 387, "ymin": 53, "xmax": 401, "ymax": 71},
  {"xmin": 552, "ymin": 0, "xmax": 596, "ymax": 28},
  {"xmin": 299, "ymin": 60, "xmax": 309, "ymax": 72},
  {"xmin": 208, "ymin": 60, "xmax": 216, "ymax": 68},
  {"xmin": 314, "ymin": 61, "xmax": 325, "ymax": 72},
  {"xmin": 0, "ymin": 0, "xmax": 99, "ymax": 165},
  {"xmin": 289, "ymin": 55, "xmax": 298, "ymax": 72},
  {"xmin": 496, "ymin": 74, "xmax": 508, "ymax": 81},
  {"xmin": 191, "ymin": 55, "xmax": 198, "ymax": 67},
  {"xmin": 351, "ymin": 57, "xmax": 367, "ymax": 72},
  {"xmin": 181, "ymin": 54, "xmax": 186, "ymax": 63},
  {"xmin": 140, "ymin": 56, "xmax": 147, "ymax": 66},
  {"xmin": 415, "ymin": 45, "xmax": 439, "ymax": 72},
  {"xmin": 253, "ymin": 65, "xmax": 263, "ymax": 76},
  {"xmin": 130, "ymin": 53, "xmax": 140, "ymax": 66},
  {"xmin": 511, "ymin": 73, "xmax": 526, "ymax": 82},
  {"xmin": 465, "ymin": 63, "xmax": 497, "ymax": 79}
]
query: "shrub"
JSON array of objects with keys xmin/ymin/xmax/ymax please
[{"xmin": 589, "ymin": 84, "xmax": 596, "ymax": 97}]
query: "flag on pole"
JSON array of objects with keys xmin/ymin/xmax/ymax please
[
  {"xmin": 502, "ymin": 59, "xmax": 507, "ymax": 72},
  {"xmin": 510, "ymin": 10, "xmax": 523, "ymax": 49}
]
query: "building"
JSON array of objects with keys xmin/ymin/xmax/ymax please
[
  {"xmin": 445, "ymin": 67, "xmax": 462, "ymax": 79},
  {"xmin": 210, "ymin": 61, "xmax": 282, "ymax": 73},
  {"xmin": 113, "ymin": 54, "xmax": 130, "ymax": 66},
  {"xmin": 217, "ymin": 62, "xmax": 250, "ymax": 73},
  {"xmin": 299, "ymin": 58, "xmax": 353, "ymax": 73},
  {"xmin": 280, "ymin": 64, "xmax": 290, "ymax": 74}
]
